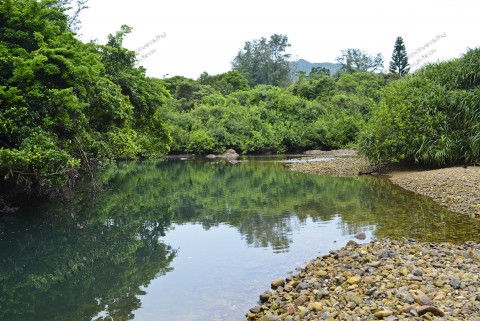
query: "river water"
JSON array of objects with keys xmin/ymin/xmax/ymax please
[{"xmin": 1, "ymin": 157, "xmax": 479, "ymax": 321}]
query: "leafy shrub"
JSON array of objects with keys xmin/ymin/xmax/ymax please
[
  {"xmin": 0, "ymin": 130, "xmax": 80, "ymax": 188},
  {"xmin": 359, "ymin": 48, "xmax": 480, "ymax": 165}
]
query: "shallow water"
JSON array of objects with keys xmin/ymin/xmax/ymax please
[{"xmin": 1, "ymin": 158, "xmax": 479, "ymax": 321}]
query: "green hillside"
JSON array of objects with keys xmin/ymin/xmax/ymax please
[{"xmin": 290, "ymin": 59, "xmax": 342, "ymax": 80}]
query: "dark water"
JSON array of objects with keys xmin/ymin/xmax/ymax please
[{"xmin": 1, "ymin": 158, "xmax": 480, "ymax": 321}]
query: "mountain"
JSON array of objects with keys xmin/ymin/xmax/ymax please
[{"xmin": 289, "ymin": 59, "xmax": 342, "ymax": 80}]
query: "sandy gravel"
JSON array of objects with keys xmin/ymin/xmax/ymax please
[
  {"xmin": 287, "ymin": 150, "xmax": 480, "ymax": 218},
  {"xmin": 287, "ymin": 150, "xmax": 377, "ymax": 177},
  {"xmin": 389, "ymin": 167, "xmax": 480, "ymax": 218}
]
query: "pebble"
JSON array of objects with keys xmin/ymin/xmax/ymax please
[
  {"xmin": 374, "ymin": 310, "xmax": 393, "ymax": 318},
  {"xmin": 244, "ymin": 238, "xmax": 480, "ymax": 321},
  {"xmin": 272, "ymin": 278, "xmax": 286, "ymax": 289}
]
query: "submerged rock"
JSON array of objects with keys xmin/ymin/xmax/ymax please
[{"xmin": 354, "ymin": 232, "xmax": 367, "ymax": 240}]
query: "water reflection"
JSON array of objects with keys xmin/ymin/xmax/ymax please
[
  {"xmin": 1, "ymin": 159, "xmax": 480, "ymax": 321},
  {"xmin": 0, "ymin": 189, "xmax": 176, "ymax": 321}
]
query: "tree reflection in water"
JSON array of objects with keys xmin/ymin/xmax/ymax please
[{"xmin": 1, "ymin": 158, "xmax": 480, "ymax": 321}]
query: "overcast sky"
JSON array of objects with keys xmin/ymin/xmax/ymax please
[{"xmin": 78, "ymin": 0, "xmax": 480, "ymax": 79}]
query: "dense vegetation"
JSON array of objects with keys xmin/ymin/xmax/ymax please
[
  {"xmin": 360, "ymin": 48, "xmax": 480, "ymax": 165},
  {"xmin": 0, "ymin": 0, "xmax": 170, "ymax": 196},
  {"xmin": 164, "ymin": 71, "xmax": 390, "ymax": 154},
  {"xmin": 1, "ymin": 0, "xmax": 479, "ymax": 205}
]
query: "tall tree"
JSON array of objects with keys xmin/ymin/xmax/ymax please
[
  {"xmin": 389, "ymin": 36, "xmax": 410, "ymax": 76},
  {"xmin": 336, "ymin": 49, "xmax": 384, "ymax": 74},
  {"xmin": 231, "ymin": 34, "xmax": 292, "ymax": 87}
]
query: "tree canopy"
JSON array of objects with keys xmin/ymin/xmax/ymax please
[
  {"xmin": 198, "ymin": 70, "xmax": 249, "ymax": 95},
  {"xmin": 336, "ymin": 48, "xmax": 384, "ymax": 74},
  {"xmin": 0, "ymin": 0, "xmax": 170, "ymax": 197},
  {"xmin": 231, "ymin": 34, "xmax": 292, "ymax": 87}
]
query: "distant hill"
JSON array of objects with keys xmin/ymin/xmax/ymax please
[{"xmin": 289, "ymin": 59, "xmax": 342, "ymax": 80}]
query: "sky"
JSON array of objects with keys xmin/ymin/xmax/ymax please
[{"xmin": 78, "ymin": 0, "xmax": 480, "ymax": 79}]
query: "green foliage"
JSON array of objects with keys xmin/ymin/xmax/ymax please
[
  {"xmin": 165, "ymin": 71, "xmax": 387, "ymax": 154},
  {"xmin": 198, "ymin": 70, "xmax": 249, "ymax": 95},
  {"xmin": 0, "ymin": 0, "xmax": 171, "ymax": 196},
  {"xmin": 290, "ymin": 76, "xmax": 336, "ymax": 100},
  {"xmin": 309, "ymin": 66, "xmax": 331, "ymax": 79},
  {"xmin": 336, "ymin": 48, "xmax": 384, "ymax": 74},
  {"xmin": 360, "ymin": 48, "xmax": 480, "ymax": 166},
  {"xmin": 232, "ymin": 34, "xmax": 292, "ymax": 87},
  {"xmin": 0, "ymin": 130, "xmax": 80, "ymax": 188},
  {"xmin": 187, "ymin": 129, "xmax": 216, "ymax": 153},
  {"xmin": 389, "ymin": 36, "xmax": 410, "ymax": 76},
  {"xmin": 164, "ymin": 76, "xmax": 216, "ymax": 111}
]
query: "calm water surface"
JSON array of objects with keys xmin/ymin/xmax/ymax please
[{"xmin": 1, "ymin": 158, "xmax": 480, "ymax": 321}]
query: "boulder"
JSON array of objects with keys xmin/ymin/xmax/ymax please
[{"xmin": 205, "ymin": 149, "xmax": 239, "ymax": 159}]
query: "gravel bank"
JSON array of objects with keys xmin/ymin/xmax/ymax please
[
  {"xmin": 244, "ymin": 238, "xmax": 480, "ymax": 321},
  {"xmin": 287, "ymin": 150, "xmax": 376, "ymax": 177},
  {"xmin": 389, "ymin": 167, "xmax": 480, "ymax": 218}
]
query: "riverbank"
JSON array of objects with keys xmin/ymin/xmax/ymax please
[
  {"xmin": 389, "ymin": 167, "xmax": 480, "ymax": 219},
  {"xmin": 286, "ymin": 149, "xmax": 376, "ymax": 177},
  {"xmin": 251, "ymin": 151, "xmax": 480, "ymax": 320},
  {"xmin": 287, "ymin": 150, "xmax": 480, "ymax": 218},
  {"xmin": 244, "ymin": 238, "xmax": 480, "ymax": 321}
]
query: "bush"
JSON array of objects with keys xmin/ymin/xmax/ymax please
[
  {"xmin": 0, "ymin": 130, "xmax": 80, "ymax": 188},
  {"xmin": 359, "ymin": 48, "xmax": 480, "ymax": 166}
]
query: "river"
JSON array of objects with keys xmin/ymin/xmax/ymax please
[{"xmin": 1, "ymin": 157, "xmax": 479, "ymax": 321}]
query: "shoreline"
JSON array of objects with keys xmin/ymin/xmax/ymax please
[
  {"xmin": 242, "ymin": 149, "xmax": 480, "ymax": 320},
  {"xmin": 286, "ymin": 150, "xmax": 480, "ymax": 218},
  {"xmin": 388, "ymin": 167, "xmax": 480, "ymax": 219},
  {"xmin": 244, "ymin": 238, "xmax": 480, "ymax": 321}
]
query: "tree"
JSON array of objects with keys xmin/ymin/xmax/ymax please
[
  {"xmin": 0, "ymin": 1, "xmax": 171, "ymax": 198},
  {"xmin": 309, "ymin": 67, "xmax": 330, "ymax": 79},
  {"xmin": 98, "ymin": 25, "xmax": 172, "ymax": 157},
  {"xmin": 389, "ymin": 36, "xmax": 410, "ymax": 76},
  {"xmin": 198, "ymin": 70, "xmax": 249, "ymax": 95},
  {"xmin": 232, "ymin": 34, "xmax": 292, "ymax": 87},
  {"xmin": 336, "ymin": 49, "xmax": 384, "ymax": 74}
]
